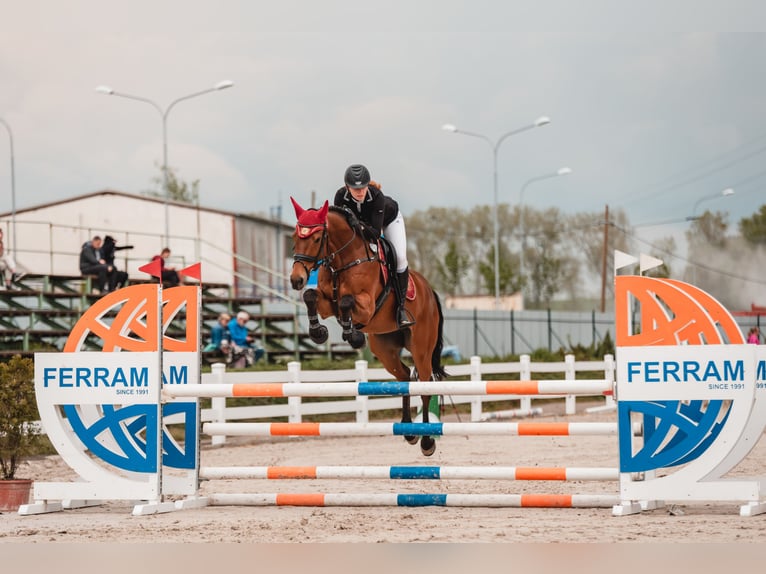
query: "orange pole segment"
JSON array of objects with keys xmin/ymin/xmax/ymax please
[
  {"xmin": 276, "ymin": 493, "xmax": 326, "ymax": 506},
  {"xmin": 515, "ymin": 467, "xmax": 567, "ymax": 480},
  {"xmin": 517, "ymin": 422, "xmax": 571, "ymax": 436},
  {"xmin": 270, "ymin": 423, "xmax": 321, "ymax": 436},
  {"xmin": 486, "ymin": 381, "xmax": 539, "ymax": 394},
  {"xmin": 267, "ymin": 467, "xmax": 317, "ymax": 479},
  {"xmin": 232, "ymin": 383, "xmax": 284, "ymax": 397},
  {"xmin": 521, "ymin": 494, "xmax": 573, "ymax": 508}
]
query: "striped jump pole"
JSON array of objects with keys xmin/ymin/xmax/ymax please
[
  {"xmin": 207, "ymin": 492, "xmax": 620, "ymax": 508},
  {"xmin": 202, "ymin": 421, "xmax": 640, "ymax": 437},
  {"xmin": 164, "ymin": 379, "xmax": 612, "ymax": 399},
  {"xmin": 200, "ymin": 465, "xmax": 619, "ymax": 481}
]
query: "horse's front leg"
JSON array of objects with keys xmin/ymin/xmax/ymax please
[
  {"xmin": 338, "ymin": 294, "xmax": 366, "ymax": 349},
  {"xmin": 303, "ymin": 288, "xmax": 328, "ymax": 344}
]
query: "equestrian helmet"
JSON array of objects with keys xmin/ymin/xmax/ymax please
[{"xmin": 344, "ymin": 164, "xmax": 371, "ymax": 189}]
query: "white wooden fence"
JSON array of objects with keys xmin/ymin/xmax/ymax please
[{"xmin": 193, "ymin": 354, "xmax": 616, "ymax": 446}]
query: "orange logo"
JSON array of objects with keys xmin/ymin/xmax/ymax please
[
  {"xmin": 64, "ymin": 284, "xmax": 199, "ymax": 353},
  {"xmin": 615, "ymin": 276, "xmax": 744, "ymax": 347}
]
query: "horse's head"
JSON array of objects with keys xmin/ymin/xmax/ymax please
[{"xmin": 290, "ymin": 197, "xmax": 329, "ymax": 290}]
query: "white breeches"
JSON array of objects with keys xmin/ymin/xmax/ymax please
[
  {"xmin": 0, "ymin": 254, "xmax": 15, "ymax": 280},
  {"xmin": 383, "ymin": 212, "xmax": 408, "ymax": 273}
]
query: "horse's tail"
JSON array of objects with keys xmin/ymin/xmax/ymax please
[{"xmin": 430, "ymin": 289, "xmax": 448, "ymax": 381}]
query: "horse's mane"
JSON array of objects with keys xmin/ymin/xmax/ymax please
[
  {"xmin": 329, "ymin": 205, "xmax": 382, "ymax": 244},
  {"xmin": 329, "ymin": 205, "xmax": 362, "ymax": 232}
]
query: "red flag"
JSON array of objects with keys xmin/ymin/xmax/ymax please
[
  {"xmin": 179, "ymin": 262, "xmax": 202, "ymax": 281},
  {"xmin": 138, "ymin": 258, "xmax": 163, "ymax": 279}
]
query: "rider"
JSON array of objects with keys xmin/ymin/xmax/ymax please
[{"xmin": 334, "ymin": 164, "xmax": 415, "ymax": 328}]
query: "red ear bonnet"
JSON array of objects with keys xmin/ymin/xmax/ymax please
[{"xmin": 292, "ymin": 199, "xmax": 329, "ymax": 238}]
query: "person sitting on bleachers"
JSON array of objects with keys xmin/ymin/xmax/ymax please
[
  {"xmin": 79, "ymin": 235, "xmax": 115, "ymax": 295},
  {"xmin": 101, "ymin": 235, "xmax": 132, "ymax": 292},
  {"xmin": 203, "ymin": 312, "xmax": 232, "ymax": 357},
  {"xmin": 150, "ymin": 248, "xmax": 180, "ymax": 287},
  {"xmin": 0, "ymin": 228, "xmax": 21, "ymax": 290},
  {"xmin": 227, "ymin": 311, "xmax": 264, "ymax": 367}
]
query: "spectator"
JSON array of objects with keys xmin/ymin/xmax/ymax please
[
  {"xmin": 101, "ymin": 235, "xmax": 132, "ymax": 292},
  {"xmin": 79, "ymin": 235, "xmax": 115, "ymax": 295},
  {"xmin": 203, "ymin": 312, "xmax": 232, "ymax": 355},
  {"xmin": 227, "ymin": 311, "xmax": 264, "ymax": 366},
  {"xmin": 747, "ymin": 327, "xmax": 761, "ymax": 344},
  {"xmin": 0, "ymin": 228, "xmax": 21, "ymax": 290},
  {"xmin": 151, "ymin": 247, "xmax": 180, "ymax": 287}
]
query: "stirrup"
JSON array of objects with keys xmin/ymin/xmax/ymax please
[{"xmin": 397, "ymin": 307, "xmax": 415, "ymax": 328}]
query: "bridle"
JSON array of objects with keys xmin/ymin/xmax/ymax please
[
  {"xmin": 292, "ymin": 222, "xmax": 328, "ymax": 279},
  {"xmin": 292, "ymin": 213, "xmax": 380, "ymax": 308}
]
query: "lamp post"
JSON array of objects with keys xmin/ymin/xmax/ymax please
[
  {"xmin": 0, "ymin": 118, "xmax": 16, "ymax": 259},
  {"xmin": 518, "ymin": 167, "xmax": 572, "ymax": 297},
  {"xmin": 442, "ymin": 116, "xmax": 550, "ymax": 308},
  {"xmin": 686, "ymin": 187, "xmax": 734, "ymax": 285},
  {"xmin": 95, "ymin": 80, "xmax": 234, "ymax": 244},
  {"xmin": 687, "ymin": 187, "xmax": 735, "ymax": 222}
]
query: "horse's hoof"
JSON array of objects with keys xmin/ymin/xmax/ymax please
[
  {"xmin": 404, "ymin": 435, "xmax": 419, "ymax": 445},
  {"xmin": 420, "ymin": 436, "xmax": 436, "ymax": 457},
  {"xmin": 348, "ymin": 330, "xmax": 366, "ymax": 349},
  {"xmin": 309, "ymin": 325, "xmax": 329, "ymax": 344}
]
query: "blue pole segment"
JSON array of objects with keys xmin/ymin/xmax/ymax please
[
  {"xmin": 397, "ymin": 493, "xmax": 448, "ymax": 506},
  {"xmin": 392, "ymin": 422, "xmax": 444, "ymax": 436},
  {"xmin": 358, "ymin": 381, "xmax": 410, "ymax": 396},
  {"xmin": 389, "ymin": 466, "xmax": 441, "ymax": 479}
]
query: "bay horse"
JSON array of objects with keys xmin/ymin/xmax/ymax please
[{"xmin": 289, "ymin": 197, "xmax": 447, "ymax": 456}]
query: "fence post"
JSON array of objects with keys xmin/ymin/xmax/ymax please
[
  {"xmin": 510, "ymin": 310, "xmax": 515, "ymax": 357},
  {"xmin": 564, "ymin": 354, "xmax": 576, "ymax": 415},
  {"xmin": 519, "ymin": 354, "xmax": 532, "ymax": 412},
  {"xmin": 470, "ymin": 355, "xmax": 483, "ymax": 422},
  {"xmin": 547, "ymin": 308, "xmax": 552, "ymax": 352},
  {"xmin": 586, "ymin": 353, "xmax": 617, "ymax": 414},
  {"xmin": 473, "ymin": 307, "xmax": 478, "ymax": 357},
  {"xmin": 592, "ymin": 310, "xmax": 597, "ymax": 347},
  {"xmin": 355, "ymin": 360, "xmax": 369, "ymax": 424},
  {"xmin": 287, "ymin": 361, "xmax": 302, "ymax": 423},
  {"xmin": 210, "ymin": 362, "xmax": 227, "ymax": 447}
]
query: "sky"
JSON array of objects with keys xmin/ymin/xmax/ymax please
[{"xmin": 1, "ymin": 1, "xmax": 766, "ymax": 260}]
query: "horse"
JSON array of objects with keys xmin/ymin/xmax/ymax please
[{"xmin": 289, "ymin": 197, "xmax": 447, "ymax": 456}]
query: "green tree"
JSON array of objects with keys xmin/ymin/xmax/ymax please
[
  {"xmin": 478, "ymin": 242, "xmax": 520, "ymax": 295},
  {"xmin": 686, "ymin": 210, "xmax": 728, "ymax": 248},
  {"xmin": 436, "ymin": 239, "xmax": 470, "ymax": 295},
  {"xmin": 739, "ymin": 204, "xmax": 766, "ymax": 245},
  {"xmin": 145, "ymin": 165, "xmax": 200, "ymax": 204}
]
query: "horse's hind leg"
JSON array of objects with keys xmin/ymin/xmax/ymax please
[
  {"xmin": 369, "ymin": 334, "xmax": 417, "ymax": 445},
  {"xmin": 419, "ymin": 394, "xmax": 436, "ymax": 456},
  {"xmin": 303, "ymin": 289, "xmax": 328, "ymax": 344}
]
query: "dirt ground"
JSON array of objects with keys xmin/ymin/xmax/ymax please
[{"xmin": 2, "ymin": 402, "xmax": 766, "ymax": 544}]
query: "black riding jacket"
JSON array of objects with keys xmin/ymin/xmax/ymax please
[{"xmin": 333, "ymin": 184, "xmax": 399, "ymax": 237}]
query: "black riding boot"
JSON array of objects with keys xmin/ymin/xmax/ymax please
[{"xmin": 396, "ymin": 269, "xmax": 415, "ymax": 328}]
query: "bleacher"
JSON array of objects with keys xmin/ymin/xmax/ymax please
[{"xmin": 0, "ymin": 274, "xmax": 358, "ymax": 362}]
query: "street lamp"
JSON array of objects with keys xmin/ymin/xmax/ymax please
[
  {"xmin": 686, "ymin": 187, "xmax": 734, "ymax": 285},
  {"xmin": 0, "ymin": 118, "xmax": 16, "ymax": 259},
  {"xmin": 442, "ymin": 116, "xmax": 550, "ymax": 308},
  {"xmin": 686, "ymin": 187, "xmax": 735, "ymax": 221},
  {"xmin": 95, "ymin": 80, "xmax": 234, "ymax": 244},
  {"xmin": 518, "ymin": 167, "xmax": 572, "ymax": 296}
]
